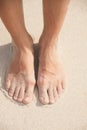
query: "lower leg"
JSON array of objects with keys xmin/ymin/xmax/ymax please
[
  {"xmin": 0, "ymin": 0, "xmax": 32, "ymax": 49},
  {"xmin": 0, "ymin": 0, "xmax": 36, "ymax": 104},
  {"xmin": 37, "ymin": 0, "xmax": 70, "ymax": 104},
  {"xmin": 39, "ymin": 0, "xmax": 70, "ymax": 47}
]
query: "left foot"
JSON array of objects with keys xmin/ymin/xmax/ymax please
[{"xmin": 37, "ymin": 42, "xmax": 66, "ymax": 105}]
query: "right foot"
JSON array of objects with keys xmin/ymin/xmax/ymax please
[{"xmin": 5, "ymin": 38, "xmax": 36, "ymax": 104}]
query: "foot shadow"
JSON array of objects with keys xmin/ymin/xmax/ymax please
[
  {"xmin": 0, "ymin": 43, "xmax": 12, "ymax": 89},
  {"xmin": 34, "ymin": 44, "xmax": 44, "ymax": 107},
  {"xmin": 0, "ymin": 43, "xmax": 42, "ymax": 106},
  {"xmin": 0, "ymin": 43, "xmax": 17, "ymax": 104}
]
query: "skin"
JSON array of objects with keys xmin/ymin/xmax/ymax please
[
  {"xmin": 0, "ymin": 0, "xmax": 70, "ymax": 105},
  {"xmin": 0, "ymin": 0, "xmax": 36, "ymax": 104},
  {"xmin": 37, "ymin": 0, "xmax": 70, "ymax": 104}
]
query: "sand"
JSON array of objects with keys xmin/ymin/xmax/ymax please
[{"xmin": 0, "ymin": 0, "xmax": 87, "ymax": 130}]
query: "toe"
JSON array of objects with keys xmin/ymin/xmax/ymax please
[
  {"xmin": 62, "ymin": 78, "xmax": 66, "ymax": 90},
  {"xmin": 5, "ymin": 74, "xmax": 12, "ymax": 91},
  {"xmin": 8, "ymin": 78, "xmax": 16, "ymax": 97},
  {"xmin": 57, "ymin": 82, "xmax": 62, "ymax": 96},
  {"xmin": 53, "ymin": 87, "xmax": 58, "ymax": 101},
  {"xmin": 39, "ymin": 87, "xmax": 49, "ymax": 105},
  {"xmin": 48, "ymin": 87, "xmax": 55, "ymax": 104},
  {"xmin": 22, "ymin": 86, "xmax": 34, "ymax": 104},
  {"xmin": 13, "ymin": 86, "xmax": 20, "ymax": 100},
  {"xmin": 37, "ymin": 77, "xmax": 50, "ymax": 105},
  {"xmin": 5, "ymin": 79, "xmax": 11, "ymax": 91},
  {"xmin": 17, "ymin": 87, "xmax": 25, "ymax": 102}
]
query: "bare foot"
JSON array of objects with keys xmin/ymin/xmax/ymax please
[
  {"xmin": 37, "ymin": 43, "xmax": 66, "ymax": 105},
  {"xmin": 5, "ymin": 38, "xmax": 36, "ymax": 104}
]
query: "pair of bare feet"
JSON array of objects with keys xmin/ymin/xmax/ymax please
[{"xmin": 5, "ymin": 34, "xmax": 66, "ymax": 105}]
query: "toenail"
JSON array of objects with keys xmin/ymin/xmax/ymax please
[
  {"xmin": 9, "ymin": 93, "xmax": 13, "ymax": 96},
  {"xmin": 17, "ymin": 98, "xmax": 22, "ymax": 102},
  {"xmin": 62, "ymin": 89, "xmax": 65, "ymax": 92},
  {"xmin": 13, "ymin": 97, "xmax": 17, "ymax": 100},
  {"xmin": 39, "ymin": 97, "xmax": 49, "ymax": 104},
  {"xmin": 49, "ymin": 101, "xmax": 54, "ymax": 104},
  {"xmin": 6, "ymin": 87, "xmax": 9, "ymax": 91},
  {"xmin": 58, "ymin": 93, "xmax": 60, "ymax": 96},
  {"xmin": 23, "ymin": 97, "xmax": 31, "ymax": 104}
]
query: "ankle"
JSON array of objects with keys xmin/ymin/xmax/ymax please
[
  {"xmin": 39, "ymin": 32, "xmax": 58, "ymax": 50},
  {"xmin": 12, "ymin": 32, "xmax": 33, "ymax": 52},
  {"xmin": 39, "ymin": 38, "xmax": 57, "ymax": 54}
]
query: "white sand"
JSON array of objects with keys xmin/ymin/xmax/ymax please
[{"xmin": 0, "ymin": 0, "xmax": 87, "ymax": 130}]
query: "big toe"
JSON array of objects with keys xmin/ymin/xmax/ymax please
[
  {"xmin": 22, "ymin": 86, "xmax": 34, "ymax": 104},
  {"xmin": 23, "ymin": 95, "xmax": 33, "ymax": 104},
  {"xmin": 39, "ymin": 88, "xmax": 49, "ymax": 105}
]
